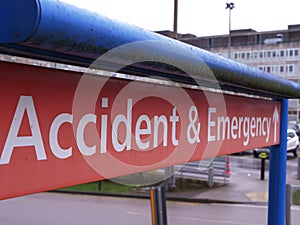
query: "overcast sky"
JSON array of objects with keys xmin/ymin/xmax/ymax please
[{"xmin": 61, "ymin": 0, "xmax": 300, "ymax": 37}]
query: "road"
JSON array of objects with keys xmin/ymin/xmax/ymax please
[
  {"xmin": 1, "ymin": 192, "xmax": 300, "ymax": 225},
  {"xmin": 0, "ymin": 192, "xmax": 282, "ymax": 225}
]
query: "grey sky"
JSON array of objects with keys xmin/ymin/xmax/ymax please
[{"xmin": 62, "ymin": 0, "xmax": 300, "ymax": 36}]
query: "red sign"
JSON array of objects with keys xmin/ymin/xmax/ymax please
[{"xmin": 0, "ymin": 61, "xmax": 280, "ymax": 199}]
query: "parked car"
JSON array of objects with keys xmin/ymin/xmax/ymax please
[
  {"xmin": 288, "ymin": 121, "xmax": 300, "ymax": 140},
  {"xmin": 287, "ymin": 129, "xmax": 299, "ymax": 155},
  {"xmin": 253, "ymin": 129, "xmax": 300, "ymax": 158}
]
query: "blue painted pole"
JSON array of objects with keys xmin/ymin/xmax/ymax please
[{"xmin": 268, "ymin": 99, "xmax": 288, "ymax": 225}]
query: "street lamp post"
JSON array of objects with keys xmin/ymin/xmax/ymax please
[
  {"xmin": 173, "ymin": 0, "xmax": 178, "ymax": 39},
  {"xmin": 226, "ymin": 2, "xmax": 234, "ymax": 59}
]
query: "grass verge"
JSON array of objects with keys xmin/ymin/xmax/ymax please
[
  {"xmin": 293, "ymin": 189, "xmax": 300, "ymax": 205},
  {"xmin": 59, "ymin": 180, "xmax": 136, "ymax": 194}
]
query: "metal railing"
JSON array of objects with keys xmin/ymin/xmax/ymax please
[{"xmin": 175, "ymin": 156, "xmax": 230, "ymax": 187}]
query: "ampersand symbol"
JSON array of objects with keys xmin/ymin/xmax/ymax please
[{"xmin": 187, "ymin": 106, "xmax": 201, "ymax": 144}]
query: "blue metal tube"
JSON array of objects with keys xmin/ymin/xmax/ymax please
[
  {"xmin": 268, "ymin": 99, "xmax": 288, "ymax": 225},
  {"xmin": 1, "ymin": 0, "xmax": 300, "ymax": 98},
  {"xmin": 1, "ymin": 0, "xmax": 161, "ymax": 55},
  {"xmin": 0, "ymin": 0, "xmax": 41, "ymax": 43}
]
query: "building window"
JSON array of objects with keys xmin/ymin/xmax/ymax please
[
  {"xmin": 256, "ymin": 34, "xmax": 261, "ymax": 45},
  {"xmin": 280, "ymin": 50, "xmax": 284, "ymax": 57},
  {"xmin": 246, "ymin": 52, "xmax": 250, "ymax": 59},
  {"xmin": 259, "ymin": 51, "xmax": 263, "ymax": 58},
  {"xmin": 253, "ymin": 52, "xmax": 258, "ymax": 58},
  {"xmin": 286, "ymin": 65, "xmax": 294, "ymax": 74},
  {"xmin": 289, "ymin": 110, "xmax": 297, "ymax": 116},
  {"xmin": 286, "ymin": 49, "xmax": 299, "ymax": 58},
  {"xmin": 208, "ymin": 38, "xmax": 212, "ymax": 48},
  {"xmin": 280, "ymin": 66, "xmax": 284, "ymax": 73}
]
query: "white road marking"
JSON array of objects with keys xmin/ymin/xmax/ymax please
[{"xmin": 126, "ymin": 210, "xmax": 264, "ymax": 225}]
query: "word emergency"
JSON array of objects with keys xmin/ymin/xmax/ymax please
[{"xmin": 207, "ymin": 107, "xmax": 272, "ymax": 146}]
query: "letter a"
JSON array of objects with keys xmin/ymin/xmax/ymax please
[{"xmin": 0, "ymin": 96, "xmax": 46, "ymax": 165}]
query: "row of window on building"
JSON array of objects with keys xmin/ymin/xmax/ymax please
[
  {"xmin": 233, "ymin": 48, "xmax": 299, "ymax": 61},
  {"xmin": 257, "ymin": 64, "xmax": 299, "ymax": 75}
]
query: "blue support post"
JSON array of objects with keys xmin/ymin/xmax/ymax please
[{"xmin": 268, "ymin": 99, "xmax": 288, "ymax": 225}]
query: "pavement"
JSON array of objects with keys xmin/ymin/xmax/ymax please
[
  {"xmin": 164, "ymin": 170, "xmax": 300, "ymax": 204},
  {"xmin": 167, "ymin": 173, "xmax": 270, "ymax": 204}
]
